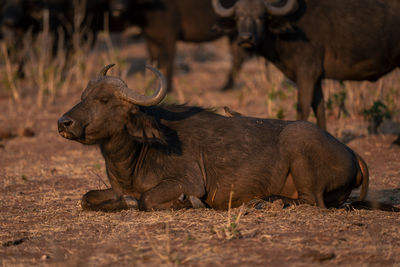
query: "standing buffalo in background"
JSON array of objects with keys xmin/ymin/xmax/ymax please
[
  {"xmin": 0, "ymin": 0, "xmax": 110, "ymax": 41},
  {"xmin": 0, "ymin": 0, "xmax": 116, "ymax": 75},
  {"xmin": 213, "ymin": 0, "xmax": 400, "ymax": 130},
  {"xmin": 58, "ymin": 64, "xmax": 368, "ymax": 212},
  {"xmin": 109, "ymin": 0, "xmax": 246, "ymax": 91}
]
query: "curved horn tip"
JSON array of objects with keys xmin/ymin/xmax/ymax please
[
  {"xmin": 117, "ymin": 65, "xmax": 167, "ymax": 106},
  {"xmin": 99, "ymin": 63, "xmax": 116, "ymax": 76},
  {"xmin": 212, "ymin": 0, "xmax": 236, "ymax": 17},
  {"xmin": 144, "ymin": 65, "xmax": 158, "ymax": 72},
  {"xmin": 264, "ymin": 0, "xmax": 298, "ymax": 16},
  {"xmin": 145, "ymin": 65, "xmax": 167, "ymax": 86}
]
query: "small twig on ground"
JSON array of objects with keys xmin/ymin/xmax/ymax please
[
  {"xmin": 90, "ymin": 170, "xmax": 109, "ymax": 189},
  {"xmin": 144, "ymin": 222, "xmax": 209, "ymax": 266},
  {"xmin": 144, "ymin": 225, "xmax": 173, "ymax": 265}
]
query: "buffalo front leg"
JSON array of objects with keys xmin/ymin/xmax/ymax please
[
  {"xmin": 296, "ymin": 76, "xmax": 326, "ymax": 129},
  {"xmin": 139, "ymin": 180, "xmax": 196, "ymax": 211},
  {"xmin": 222, "ymin": 38, "xmax": 246, "ymax": 91},
  {"xmin": 311, "ymin": 80, "xmax": 326, "ymax": 130},
  {"xmin": 81, "ymin": 188, "xmax": 138, "ymax": 212},
  {"xmin": 146, "ymin": 40, "xmax": 176, "ymax": 92}
]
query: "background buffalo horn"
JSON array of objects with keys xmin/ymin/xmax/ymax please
[
  {"xmin": 118, "ymin": 65, "xmax": 167, "ymax": 106},
  {"xmin": 212, "ymin": 0, "xmax": 236, "ymax": 17},
  {"xmin": 264, "ymin": 0, "xmax": 298, "ymax": 16},
  {"xmin": 99, "ymin": 63, "xmax": 116, "ymax": 76}
]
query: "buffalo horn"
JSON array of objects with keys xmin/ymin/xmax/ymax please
[
  {"xmin": 99, "ymin": 63, "xmax": 116, "ymax": 76},
  {"xmin": 212, "ymin": 0, "xmax": 236, "ymax": 17},
  {"xmin": 118, "ymin": 65, "xmax": 167, "ymax": 106},
  {"xmin": 264, "ymin": 0, "xmax": 298, "ymax": 16}
]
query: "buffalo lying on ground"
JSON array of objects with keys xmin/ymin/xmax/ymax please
[
  {"xmin": 58, "ymin": 64, "xmax": 368, "ymax": 211},
  {"xmin": 108, "ymin": 0, "xmax": 246, "ymax": 91},
  {"xmin": 213, "ymin": 0, "xmax": 400, "ymax": 130}
]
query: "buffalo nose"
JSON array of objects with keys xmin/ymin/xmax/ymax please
[
  {"xmin": 239, "ymin": 32, "xmax": 253, "ymax": 42},
  {"xmin": 58, "ymin": 116, "xmax": 74, "ymax": 131}
]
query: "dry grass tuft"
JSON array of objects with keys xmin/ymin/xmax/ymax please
[
  {"xmin": 214, "ymin": 191, "xmax": 245, "ymax": 240},
  {"xmin": 0, "ymin": 42, "xmax": 21, "ymax": 102}
]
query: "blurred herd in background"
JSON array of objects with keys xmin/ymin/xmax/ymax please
[{"xmin": 1, "ymin": 0, "xmax": 400, "ymax": 141}]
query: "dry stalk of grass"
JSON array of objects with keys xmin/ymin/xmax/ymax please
[
  {"xmin": 0, "ymin": 42, "xmax": 20, "ymax": 102},
  {"xmin": 71, "ymin": 0, "xmax": 86, "ymax": 81},
  {"xmin": 101, "ymin": 13, "xmax": 116, "ymax": 67},
  {"xmin": 144, "ymin": 221, "xmax": 212, "ymax": 266},
  {"xmin": 98, "ymin": 12, "xmax": 130, "ymax": 80},
  {"xmin": 60, "ymin": 0, "xmax": 101, "ymax": 90},
  {"xmin": 21, "ymin": 9, "xmax": 68, "ymax": 107},
  {"xmin": 90, "ymin": 170, "xmax": 110, "ymax": 190},
  {"xmin": 144, "ymin": 222, "xmax": 175, "ymax": 266},
  {"xmin": 47, "ymin": 26, "xmax": 67, "ymax": 104},
  {"xmin": 214, "ymin": 190, "xmax": 245, "ymax": 240},
  {"xmin": 36, "ymin": 9, "xmax": 50, "ymax": 107}
]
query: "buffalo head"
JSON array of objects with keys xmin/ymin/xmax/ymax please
[
  {"xmin": 109, "ymin": 0, "xmax": 130, "ymax": 18},
  {"xmin": 212, "ymin": 0, "xmax": 298, "ymax": 48},
  {"xmin": 1, "ymin": 0, "xmax": 23, "ymax": 28},
  {"xmin": 58, "ymin": 64, "xmax": 167, "ymax": 145}
]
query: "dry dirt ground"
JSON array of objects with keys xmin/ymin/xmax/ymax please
[{"xmin": 1, "ymin": 38, "xmax": 400, "ymax": 266}]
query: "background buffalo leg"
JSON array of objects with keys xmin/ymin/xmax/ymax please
[
  {"xmin": 222, "ymin": 39, "xmax": 246, "ymax": 90},
  {"xmin": 311, "ymin": 81, "xmax": 326, "ymax": 130}
]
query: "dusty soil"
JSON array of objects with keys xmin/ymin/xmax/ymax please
[{"xmin": 1, "ymin": 38, "xmax": 400, "ymax": 266}]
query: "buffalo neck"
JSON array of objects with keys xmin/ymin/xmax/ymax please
[{"xmin": 100, "ymin": 132, "xmax": 146, "ymax": 190}]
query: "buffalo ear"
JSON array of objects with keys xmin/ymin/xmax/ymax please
[
  {"xmin": 126, "ymin": 109, "xmax": 166, "ymax": 144},
  {"xmin": 268, "ymin": 20, "xmax": 295, "ymax": 34}
]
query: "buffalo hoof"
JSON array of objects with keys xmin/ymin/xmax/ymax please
[
  {"xmin": 81, "ymin": 195, "xmax": 93, "ymax": 210},
  {"xmin": 221, "ymin": 81, "xmax": 234, "ymax": 91},
  {"xmin": 178, "ymin": 194, "xmax": 206, "ymax": 209},
  {"xmin": 391, "ymin": 135, "xmax": 400, "ymax": 146},
  {"xmin": 121, "ymin": 195, "xmax": 139, "ymax": 209},
  {"xmin": 189, "ymin": 196, "xmax": 206, "ymax": 209}
]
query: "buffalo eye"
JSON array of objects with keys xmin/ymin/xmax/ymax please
[{"xmin": 99, "ymin": 98, "xmax": 109, "ymax": 104}]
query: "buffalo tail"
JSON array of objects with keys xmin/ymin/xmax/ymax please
[{"xmin": 355, "ymin": 153, "xmax": 369, "ymax": 201}]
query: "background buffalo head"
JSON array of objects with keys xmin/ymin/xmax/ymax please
[{"xmin": 212, "ymin": 0, "xmax": 298, "ymax": 49}]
